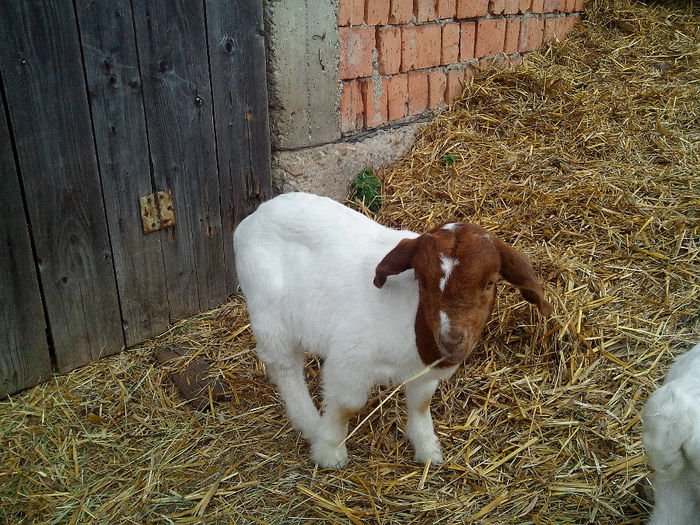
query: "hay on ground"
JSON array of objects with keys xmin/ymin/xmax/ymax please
[{"xmin": 1, "ymin": 1, "xmax": 698, "ymax": 523}]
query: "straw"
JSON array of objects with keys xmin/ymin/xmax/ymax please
[{"xmin": 1, "ymin": 0, "xmax": 698, "ymax": 523}]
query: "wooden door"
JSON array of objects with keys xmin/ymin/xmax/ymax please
[{"xmin": 0, "ymin": 0, "xmax": 271, "ymax": 397}]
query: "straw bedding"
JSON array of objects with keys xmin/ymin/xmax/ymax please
[{"xmin": 1, "ymin": 0, "xmax": 698, "ymax": 523}]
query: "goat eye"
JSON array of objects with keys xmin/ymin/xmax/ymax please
[{"xmin": 485, "ymin": 281, "xmax": 495, "ymax": 291}]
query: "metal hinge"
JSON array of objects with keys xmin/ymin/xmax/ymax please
[{"xmin": 139, "ymin": 189, "xmax": 176, "ymax": 234}]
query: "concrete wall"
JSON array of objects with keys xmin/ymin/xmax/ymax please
[{"xmin": 264, "ymin": 1, "xmax": 341, "ymax": 149}]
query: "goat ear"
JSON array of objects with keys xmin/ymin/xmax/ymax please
[
  {"xmin": 494, "ymin": 237, "xmax": 553, "ymax": 316},
  {"xmin": 374, "ymin": 236, "xmax": 423, "ymax": 288}
]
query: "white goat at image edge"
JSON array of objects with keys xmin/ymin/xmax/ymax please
[{"xmin": 643, "ymin": 341, "xmax": 700, "ymax": 525}]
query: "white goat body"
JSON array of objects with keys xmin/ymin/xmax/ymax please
[
  {"xmin": 643, "ymin": 342, "xmax": 700, "ymax": 525},
  {"xmin": 234, "ymin": 192, "xmax": 550, "ymax": 467},
  {"xmin": 234, "ymin": 193, "xmax": 453, "ymax": 467}
]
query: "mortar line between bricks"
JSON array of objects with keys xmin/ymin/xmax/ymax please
[{"xmin": 339, "ymin": 11, "xmax": 583, "ymax": 30}]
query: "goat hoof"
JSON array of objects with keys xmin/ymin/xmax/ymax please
[
  {"xmin": 414, "ymin": 447, "xmax": 443, "ymax": 466},
  {"xmin": 310, "ymin": 442, "xmax": 348, "ymax": 469}
]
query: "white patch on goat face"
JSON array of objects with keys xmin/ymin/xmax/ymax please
[
  {"xmin": 442, "ymin": 223, "xmax": 459, "ymax": 231},
  {"xmin": 439, "ymin": 254, "xmax": 459, "ymax": 292},
  {"xmin": 439, "ymin": 311, "xmax": 451, "ymax": 341},
  {"xmin": 483, "ymin": 233, "xmax": 490, "ymax": 240}
]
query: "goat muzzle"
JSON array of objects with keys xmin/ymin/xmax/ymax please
[{"xmin": 437, "ymin": 335, "xmax": 474, "ymax": 364}]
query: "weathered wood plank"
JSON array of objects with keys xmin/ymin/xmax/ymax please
[
  {"xmin": 206, "ymin": 0, "xmax": 273, "ymax": 294},
  {"xmin": 0, "ymin": 98, "xmax": 51, "ymax": 397},
  {"xmin": 75, "ymin": 1, "xmax": 170, "ymax": 346},
  {"xmin": 0, "ymin": 2, "xmax": 124, "ymax": 371},
  {"xmin": 132, "ymin": 0, "xmax": 226, "ymax": 318}
]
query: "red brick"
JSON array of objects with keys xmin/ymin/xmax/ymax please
[
  {"xmin": 441, "ymin": 22, "xmax": 460, "ymax": 65},
  {"xmin": 415, "ymin": 0, "xmax": 437, "ymax": 22},
  {"xmin": 457, "ymin": 0, "xmax": 488, "ymax": 18},
  {"xmin": 489, "ymin": 0, "xmax": 505, "ymax": 14},
  {"xmin": 436, "ymin": 0, "xmax": 457, "ymax": 18},
  {"xmin": 339, "ymin": 0, "xmax": 351, "ymax": 25},
  {"xmin": 460, "ymin": 21, "xmax": 476, "ymax": 60},
  {"xmin": 339, "ymin": 27, "xmax": 376, "ymax": 79},
  {"xmin": 504, "ymin": 0, "xmax": 520, "ymax": 14},
  {"xmin": 428, "ymin": 69, "xmax": 446, "ymax": 109},
  {"xmin": 543, "ymin": 18, "xmax": 557, "ymax": 42},
  {"xmin": 574, "ymin": 0, "xmax": 585, "ymax": 10},
  {"xmin": 389, "ymin": 0, "xmax": 413, "ymax": 23},
  {"xmin": 478, "ymin": 57, "xmax": 492, "ymax": 69},
  {"xmin": 446, "ymin": 68, "xmax": 465, "ymax": 101},
  {"xmin": 340, "ymin": 81, "xmax": 364, "ymax": 132},
  {"xmin": 387, "ymin": 74, "xmax": 409, "ymax": 120},
  {"xmin": 519, "ymin": 17, "xmax": 544, "ymax": 51},
  {"xmin": 339, "ymin": 0, "xmax": 365, "ymax": 26},
  {"xmin": 362, "ymin": 78, "xmax": 388, "ymax": 127},
  {"xmin": 544, "ymin": 16, "xmax": 577, "ymax": 42},
  {"xmin": 401, "ymin": 24, "xmax": 442, "ymax": 72},
  {"xmin": 509, "ymin": 55, "xmax": 524, "ymax": 67},
  {"xmin": 543, "ymin": 0, "xmax": 565, "ymax": 12},
  {"xmin": 530, "ymin": 0, "xmax": 544, "ymax": 13},
  {"xmin": 519, "ymin": 0, "xmax": 532, "ymax": 12},
  {"xmin": 556, "ymin": 15, "xmax": 578, "ymax": 37},
  {"xmin": 475, "ymin": 18, "xmax": 505, "ymax": 57},
  {"xmin": 463, "ymin": 63, "xmax": 475, "ymax": 83},
  {"xmin": 565, "ymin": 0, "xmax": 576, "ymax": 11},
  {"xmin": 504, "ymin": 18, "xmax": 520, "ymax": 54},
  {"xmin": 340, "ymin": 81, "xmax": 352, "ymax": 127},
  {"xmin": 377, "ymin": 27, "xmax": 402, "ymax": 75},
  {"xmin": 407, "ymin": 71, "xmax": 429, "ymax": 114},
  {"xmin": 366, "ymin": 0, "xmax": 390, "ymax": 25}
]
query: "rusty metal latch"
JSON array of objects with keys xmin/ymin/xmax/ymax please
[{"xmin": 139, "ymin": 189, "xmax": 176, "ymax": 234}]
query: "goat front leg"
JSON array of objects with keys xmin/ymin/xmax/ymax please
[{"xmin": 405, "ymin": 379, "xmax": 443, "ymax": 465}]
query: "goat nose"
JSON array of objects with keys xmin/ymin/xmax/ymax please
[{"xmin": 439, "ymin": 334, "xmax": 464, "ymax": 354}]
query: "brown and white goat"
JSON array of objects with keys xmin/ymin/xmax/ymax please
[{"xmin": 234, "ymin": 192, "xmax": 552, "ymax": 467}]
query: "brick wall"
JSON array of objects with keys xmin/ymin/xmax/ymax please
[{"xmin": 339, "ymin": 0, "xmax": 584, "ymax": 133}]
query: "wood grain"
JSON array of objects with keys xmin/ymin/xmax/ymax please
[
  {"xmin": 206, "ymin": 0, "xmax": 273, "ymax": 293},
  {"xmin": 132, "ymin": 0, "xmax": 226, "ymax": 318},
  {"xmin": 0, "ymin": 1, "xmax": 124, "ymax": 372},
  {"xmin": 75, "ymin": 0, "xmax": 170, "ymax": 345},
  {"xmin": 0, "ymin": 97, "xmax": 51, "ymax": 397}
]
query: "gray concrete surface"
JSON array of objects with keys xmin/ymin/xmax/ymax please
[
  {"xmin": 264, "ymin": 0, "xmax": 341, "ymax": 149},
  {"xmin": 271, "ymin": 122, "xmax": 424, "ymax": 200}
]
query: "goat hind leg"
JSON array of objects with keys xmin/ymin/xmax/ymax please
[{"xmin": 257, "ymin": 339, "xmax": 320, "ymax": 440}]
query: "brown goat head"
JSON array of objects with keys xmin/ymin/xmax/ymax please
[{"xmin": 374, "ymin": 222, "xmax": 552, "ymax": 366}]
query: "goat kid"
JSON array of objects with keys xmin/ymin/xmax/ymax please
[
  {"xmin": 643, "ymin": 342, "xmax": 700, "ymax": 525},
  {"xmin": 234, "ymin": 192, "xmax": 552, "ymax": 468}
]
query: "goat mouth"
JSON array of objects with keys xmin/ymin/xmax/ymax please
[
  {"xmin": 443, "ymin": 350, "xmax": 469, "ymax": 365},
  {"xmin": 437, "ymin": 336, "xmax": 469, "ymax": 363}
]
